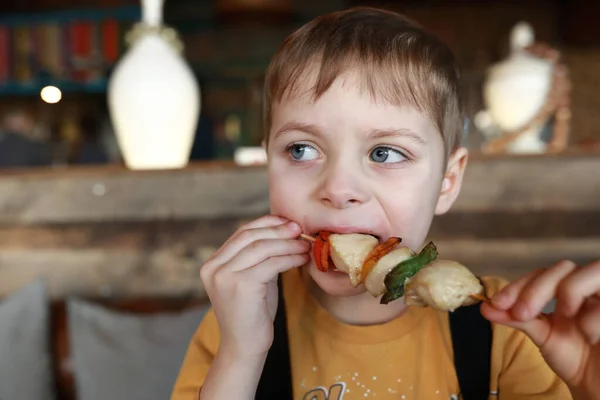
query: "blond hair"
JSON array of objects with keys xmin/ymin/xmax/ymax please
[{"xmin": 263, "ymin": 7, "xmax": 463, "ymax": 157}]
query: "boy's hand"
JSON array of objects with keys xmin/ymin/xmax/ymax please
[
  {"xmin": 200, "ymin": 215, "xmax": 310, "ymax": 360},
  {"xmin": 481, "ymin": 261, "xmax": 600, "ymax": 400}
]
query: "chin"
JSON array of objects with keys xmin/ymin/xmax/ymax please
[{"xmin": 305, "ymin": 262, "xmax": 368, "ymax": 297}]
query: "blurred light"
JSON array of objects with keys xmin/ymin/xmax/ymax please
[
  {"xmin": 40, "ymin": 86, "xmax": 62, "ymax": 104},
  {"xmin": 234, "ymin": 147, "xmax": 267, "ymax": 166}
]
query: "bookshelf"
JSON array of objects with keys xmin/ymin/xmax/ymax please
[{"xmin": 0, "ymin": 5, "xmax": 141, "ymax": 96}]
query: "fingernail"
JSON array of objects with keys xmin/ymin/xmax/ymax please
[
  {"xmin": 287, "ymin": 221, "xmax": 300, "ymax": 230},
  {"xmin": 491, "ymin": 292, "xmax": 510, "ymax": 310},
  {"xmin": 511, "ymin": 304, "xmax": 530, "ymax": 321}
]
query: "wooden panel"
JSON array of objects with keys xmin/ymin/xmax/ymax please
[
  {"xmin": 1, "ymin": 238, "xmax": 598, "ymax": 299},
  {"xmin": 452, "ymin": 153, "xmax": 600, "ymax": 212},
  {"xmin": 0, "ymin": 154, "xmax": 599, "ymax": 299},
  {"xmin": 0, "ymin": 220, "xmax": 241, "ymax": 250},
  {"xmin": 430, "ymin": 211, "xmax": 600, "ymax": 239},
  {"xmin": 0, "ymin": 153, "xmax": 598, "ymax": 224},
  {"xmin": 0, "ymin": 218, "xmax": 598, "ymax": 299},
  {"xmin": 0, "ymin": 221, "xmax": 232, "ymax": 299},
  {"xmin": 0, "ymin": 247, "xmax": 209, "ymax": 300},
  {"xmin": 0, "ymin": 210, "xmax": 596, "ymax": 252},
  {"xmin": 0, "ymin": 162, "xmax": 269, "ymax": 224},
  {"xmin": 435, "ymin": 238, "xmax": 600, "ymax": 281}
]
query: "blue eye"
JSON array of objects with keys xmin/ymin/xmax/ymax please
[
  {"xmin": 369, "ymin": 146, "xmax": 406, "ymax": 163},
  {"xmin": 288, "ymin": 144, "xmax": 319, "ymax": 161}
]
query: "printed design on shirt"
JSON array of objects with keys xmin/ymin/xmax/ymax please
[
  {"xmin": 302, "ymin": 382, "xmax": 346, "ymax": 400},
  {"xmin": 301, "ymin": 381, "xmax": 460, "ymax": 399}
]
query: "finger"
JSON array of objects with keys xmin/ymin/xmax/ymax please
[
  {"xmin": 578, "ymin": 297, "xmax": 600, "ymax": 345},
  {"xmin": 232, "ymin": 215, "xmax": 290, "ymax": 238},
  {"xmin": 209, "ymin": 221, "xmax": 302, "ymax": 269},
  {"xmin": 480, "ymin": 302, "xmax": 512, "ymax": 324},
  {"xmin": 556, "ymin": 261, "xmax": 600, "ymax": 318},
  {"xmin": 244, "ymin": 254, "xmax": 310, "ymax": 283},
  {"xmin": 203, "ymin": 215, "xmax": 289, "ymax": 267},
  {"xmin": 481, "ymin": 302, "xmax": 552, "ymax": 348},
  {"xmin": 227, "ymin": 238, "xmax": 310, "ymax": 272},
  {"xmin": 510, "ymin": 260, "xmax": 577, "ymax": 321},
  {"xmin": 491, "ymin": 268, "xmax": 546, "ymax": 311},
  {"xmin": 221, "ymin": 215, "xmax": 290, "ymax": 248}
]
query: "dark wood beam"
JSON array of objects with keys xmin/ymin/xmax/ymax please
[
  {"xmin": 0, "ymin": 210, "xmax": 596, "ymax": 252},
  {"xmin": 0, "ymin": 152, "xmax": 598, "ymax": 225},
  {"xmin": 561, "ymin": 0, "xmax": 600, "ymax": 46},
  {"xmin": 0, "ymin": 215, "xmax": 597, "ymax": 299},
  {"xmin": 1, "ymin": 233, "xmax": 597, "ymax": 299}
]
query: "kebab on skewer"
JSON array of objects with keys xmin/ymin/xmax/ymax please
[{"xmin": 300, "ymin": 232, "xmax": 487, "ymax": 312}]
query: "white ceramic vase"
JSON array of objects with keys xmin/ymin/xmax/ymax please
[
  {"xmin": 108, "ymin": 0, "xmax": 200, "ymax": 170},
  {"xmin": 482, "ymin": 22, "xmax": 552, "ymax": 153}
]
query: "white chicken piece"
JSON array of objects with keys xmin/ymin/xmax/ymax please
[
  {"xmin": 403, "ymin": 259, "xmax": 485, "ymax": 312},
  {"xmin": 364, "ymin": 247, "xmax": 414, "ymax": 297},
  {"xmin": 328, "ymin": 233, "xmax": 379, "ymax": 286}
]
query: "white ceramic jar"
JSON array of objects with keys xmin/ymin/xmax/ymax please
[
  {"xmin": 482, "ymin": 22, "xmax": 552, "ymax": 153},
  {"xmin": 108, "ymin": 0, "xmax": 200, "ymax": 170}
]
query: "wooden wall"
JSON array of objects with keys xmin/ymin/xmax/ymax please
[{"xmin": 0, "ymin": 152, "xmax": 599, "ymax": 300}]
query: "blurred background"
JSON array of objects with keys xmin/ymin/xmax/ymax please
[
  {"xmin": 0, "ymin": 0, "xmax": 598, "ymax": 166},
  {"xmin": 0, "ymin": 1, "xmax": 599, "ymax": 400}
]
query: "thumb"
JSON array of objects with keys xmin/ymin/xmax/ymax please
[{"xmin": 480, "ymin": 302, "xmax": 552, "ymax": 347}]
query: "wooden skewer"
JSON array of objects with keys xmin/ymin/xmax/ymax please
[
  {"xmin": 302, "ymin": 232, "xmax": 492, "ymax": 305},
  {"xmin": 469, "ymin": 292, "xmax": 546, "ymax": 319},
  {"xmin": 470, "ymin": 293, "xmax": 489, "ymax": 302},
  {"xmin": 300, "ymin": 233, "xmax": 316, "ymax": 242}
]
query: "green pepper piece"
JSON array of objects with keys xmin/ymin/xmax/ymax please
[
  {"xmin": 380, "ymin": 286, "xmax": 404, "ymax": 305},
  {"xmin": 380, "ymin": 241, "xmax": 438, "ymax": 305}
]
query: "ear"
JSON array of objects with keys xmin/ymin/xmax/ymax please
[{"xmin": 435, "ymin": 146, "xmax": 468, "ymax": 215}]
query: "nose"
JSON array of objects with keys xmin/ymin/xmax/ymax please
[{"xmin": 317, "ymin": 163, "xmax": 371, "ymax": 209}]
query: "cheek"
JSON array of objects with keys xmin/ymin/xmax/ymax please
[
  {"xmin": 379, "ymin": 175, "xmax": 441, "ymax": 248},
  {"xmin": 268, "ymin": 171, "xmax": 309, "ymax": 220}
]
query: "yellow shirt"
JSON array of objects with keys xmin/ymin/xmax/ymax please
[{"xmin": 172, "ymin": 269, "xmax": 571, "ymax": 400}]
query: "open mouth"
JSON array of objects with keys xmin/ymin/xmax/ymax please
[
  {"xmin": 305, "ymin": 230, "xmax": 397, "ymax": 280},
  {"xmin": 308, "ymin": 231, "xmax": 382, "ymax": 243},
  {"xmin": 303, "ymin": 231, "xmax": 412, "ymax": 298}
]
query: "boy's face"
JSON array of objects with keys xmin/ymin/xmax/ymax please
[{"xmin": 266, "ymin": 72, "xmax": 467, "ymax": 297}]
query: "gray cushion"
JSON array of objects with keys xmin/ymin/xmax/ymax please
[
  {"xmin": 67, "ymin": 299, "xmax": 209, "ymax": 400},
  {"xmin": 0, "ymin": 279, "xmax": 54, "ymax": 400}
]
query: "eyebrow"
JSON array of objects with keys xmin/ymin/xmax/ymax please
[
  {"xmin": 367, "ymin": 128, "xmax": 427, "ymax": 146},
  {"xmin": 273, "ymin": 122, "xmax": 322, "ymax": 140},
  {"xmin": 273, "ymin": 122, "xmax": 426, "ymax": 146}
]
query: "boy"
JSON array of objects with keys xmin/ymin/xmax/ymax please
[{"xmin": 172, "ymin": 7, "xmax": 600, "ymax": 400}]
